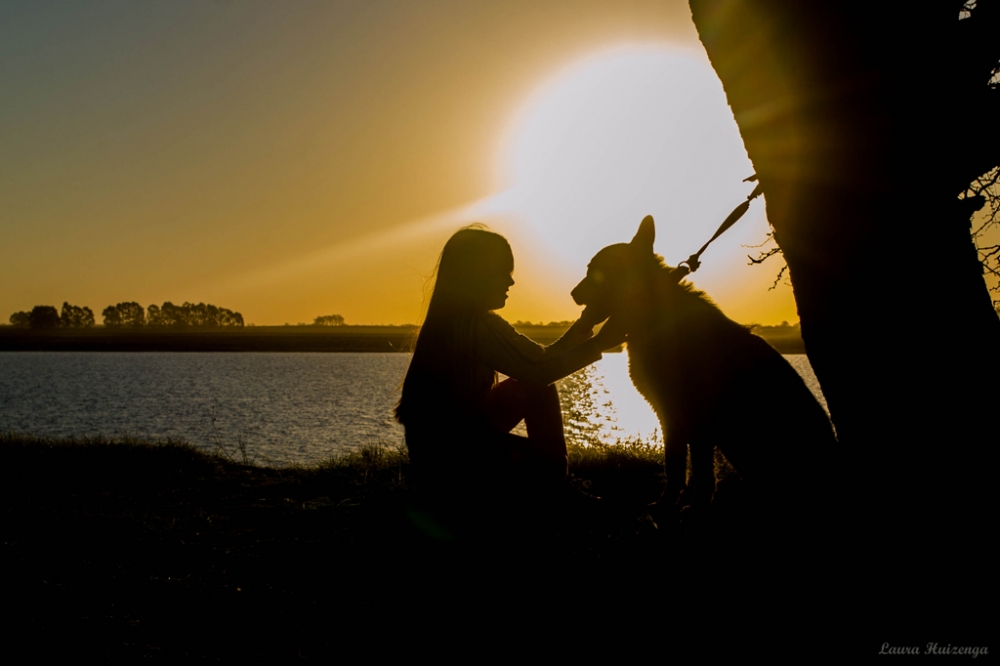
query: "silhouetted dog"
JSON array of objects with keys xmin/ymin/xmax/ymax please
[{"xmin": 572, "ymin": 216, "xmax": 836, "ymax": 517}]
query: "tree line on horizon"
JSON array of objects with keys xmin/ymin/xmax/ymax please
[
  {"xmin": 8, "ymin": 302, "xmax": 244, "ymax": 329},
  {"xmin": 312, "ymin": 314, "xmax": 345, "ymax": 326}
]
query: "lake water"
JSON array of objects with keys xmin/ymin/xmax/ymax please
[{"xmin": 0, "ymin": 352, "xmax": 825, "ymax": 466}]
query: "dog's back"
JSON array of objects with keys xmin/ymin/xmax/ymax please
[{"xmin": 627, "ymin": 273, "xmax": 836, "ymax": 497}]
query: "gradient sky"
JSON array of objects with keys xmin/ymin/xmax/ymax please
[{"xmin": 2, "ymin": 0, "xmax": 800, "ymax": 326}]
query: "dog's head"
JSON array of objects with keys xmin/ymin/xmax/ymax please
[{"xmin": 571, "ymin": 215, "xmax": 658, "ymax": 321}]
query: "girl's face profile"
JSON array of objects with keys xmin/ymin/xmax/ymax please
[
  {"xmin": 472, "ymin": 246, "xmax": 514, "ymax": 311},
  {"xmin": 436, "ymin": 229, "xmax": 514, "ymax": 311}
]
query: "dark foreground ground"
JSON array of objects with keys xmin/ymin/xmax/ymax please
[{"xmin": 2, "ymin": 435, "xmax": 987, "ymax": 660}]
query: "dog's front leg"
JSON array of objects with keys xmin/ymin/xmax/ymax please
[
  {"xmin": 661, "ymin": 433, "xmax": 687, "ymax": 507},
  {"xmin": 688, "ymin": 442, "xmax": 716, "ymax": 510}
]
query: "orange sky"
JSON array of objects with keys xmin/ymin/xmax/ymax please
[{"xmin": 1, "ymin": 1, "xmax": 800, "ymax": 326}]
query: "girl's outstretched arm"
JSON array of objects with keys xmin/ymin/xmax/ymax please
[{"xmin": 476, "ymin": 313, "xmax": 621, "ymax": 386}]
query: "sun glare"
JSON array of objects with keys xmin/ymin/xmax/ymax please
[{"xmin": 490, "ymin": 45, "xmax": 756, "ymax": 265}]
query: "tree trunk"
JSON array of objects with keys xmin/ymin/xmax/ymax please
[{"xmin": 689, "ymin": 0, "xmax": 997, "ymax": 632}]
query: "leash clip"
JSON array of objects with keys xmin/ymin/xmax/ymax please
[{"xmin": 679, "ymin": 254, "xmax": 701, "ymax": 274}]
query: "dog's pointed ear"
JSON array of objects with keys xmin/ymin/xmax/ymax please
[{"xmin": 631, "ymin": 215, "xmax": 655, "ymax": 250}]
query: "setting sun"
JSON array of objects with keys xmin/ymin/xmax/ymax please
[{"xmin": 467, "ymin": 45, "xmax": 796, "ymax": 325}]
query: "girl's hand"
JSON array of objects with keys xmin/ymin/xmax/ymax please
[
  {"xmin": 565, "ymin": 306, "xmax": 604, "ymax": 342},
  {"xmin": 578, "ymin": 305, "xmax": 608, "ymax": 329},
  {"xmin": 593, "ymin": 315, "xmax": 627, "ymax": 349},
  {"xmin": 569, "ymin": 322, "xmax": 594, "ymax": 342}
]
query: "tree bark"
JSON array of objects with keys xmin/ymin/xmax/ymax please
[{"xmin": 689, "ymin": 0, "xmax": 997, "ymax": 631}]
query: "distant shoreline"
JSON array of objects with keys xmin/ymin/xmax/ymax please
[{"xmin": 0, "ymin": 324, "xmax": 806, "ymax": 353}]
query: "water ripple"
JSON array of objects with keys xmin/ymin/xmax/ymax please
[{"xmin": 0, "ymin": 351, "xmax": 825, "ymax": 465}]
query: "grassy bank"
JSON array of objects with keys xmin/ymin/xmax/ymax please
[
  {"xmin": 9, "ymin": 432, "xmax": 935, "ymax": 658},
  {"xmin": 3, "ymin": 433, "xmax": 680, "ymax": 660}
]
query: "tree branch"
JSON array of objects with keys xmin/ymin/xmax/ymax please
[
  {"xmin": 743, "ymin": 231, "xmax": 788, "ymax": 289},
  {"xmin": 747, "ymin": 247, "xmax": 782, "ymax": 264},
  {"xmin": 768, "ymin": 264, "xmax": 790, "ymax": 291}
]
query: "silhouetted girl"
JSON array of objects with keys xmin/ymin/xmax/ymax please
[{"xmin": 395, "ymin": 226, "xmax": 623, "ymax": 493}]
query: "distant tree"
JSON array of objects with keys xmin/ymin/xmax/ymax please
[
  {"xmin": 101, "ymin": 305, "xmax": 118, "ymax": 327},
  {"xmin": 9, "ymin": 311, "xmax": 30, "ymax": 328},
  {"xmin": 28, "ymin": 305, "xmax": 60, "ymax": 329},
  {"xmin": 195, "ymin": 303, "xmax": 242, "ymax": 327},
  {"xmin": 188, "ymin": 303, "xmax": 211, "ymax": 326},
  {"xmin": 102, "ymin": 302, "xmax": 145, "ymax": 327},
  {"xmin": 147, "ymin": 301, "xmax": 185, "ymax": 327},
  {"xmin": 60, "ymin": 302, "xmax": 95, "ymax": 328},
  {"xmin": 145, "ymin": 301, "xmax": 243, "ymax": 327},
  {"xmin": 146, "ymin": 304, "xmax": 163, "ymax": 325},
  {"xmin": 185, "ymin": 302, "xmax": 243, "ymax": 327},
  {"xmin": 313, "ymin": 314, "xmax": 345, "ymax": 326}
]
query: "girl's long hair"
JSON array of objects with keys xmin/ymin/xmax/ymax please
[{"xmin": 394, "ymin": 225, "xmax": 512, "ymax": 427}]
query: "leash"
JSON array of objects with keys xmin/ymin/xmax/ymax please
[{"xmin": 672, "ymin": 174, "xmax": 763, "ymax": 280}]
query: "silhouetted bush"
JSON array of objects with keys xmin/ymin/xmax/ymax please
[
  {"xmin": 102, "ymin": 302, "xmax": 145, "ymax": 327},
  {"xmin": 9, "ymin": 311, "xmax": 30, "ymax": 328},
  {"xmin": 313, "ymin": 314, "xmax": 345, "ymax": 326},
  {"xmin": 60, "ymin": 302, "xmax": 95, "ymax": 328}
]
